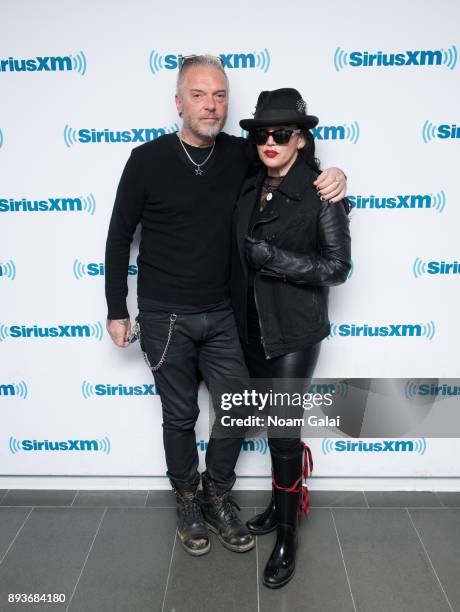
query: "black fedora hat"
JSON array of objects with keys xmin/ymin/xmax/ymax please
[{"xmin": 240, "ymin": 88, "xmax": 319, "ymax": 131}]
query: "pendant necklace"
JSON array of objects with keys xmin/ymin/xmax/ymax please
[
  {"xmin": 260, "ymin": 176, "xmax": 282, "ymax": 211},
  {"xmin": 176, "ymin": 132, "xmax": 215, "ymax": 175}
]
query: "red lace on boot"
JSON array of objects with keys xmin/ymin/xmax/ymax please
[{"xmin": 271, "ymin": 442, "xmax": 314, "ymax": 518}]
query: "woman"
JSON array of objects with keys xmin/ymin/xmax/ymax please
[{"xmin": 231, "ymin": 88, "xmax": 351, "ymax": 588}]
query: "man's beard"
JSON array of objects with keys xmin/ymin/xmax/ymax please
[{"xmin": 183, "ymin": 112, "xmax": 227, "ymax": 140}]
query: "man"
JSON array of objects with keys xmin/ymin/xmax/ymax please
[{"xmin": 105, "ymin": 55, "xmax": 347, "ymax": 556}]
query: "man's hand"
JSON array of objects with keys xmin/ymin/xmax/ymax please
[
  {"xmin": 106, "ymin": 318, "xmax": 131, "ymax": 347},
  {"xmin": 313, "ymin": 167, "xmax": 347, "ymax": 203}
]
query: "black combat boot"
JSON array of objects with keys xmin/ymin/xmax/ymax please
[
  {"xmin": 246, "ymin": 489, "xmax": 277, "ymax": 535},
  {"xmin": 262, "ymin": 443, "xmax": 313, "ymax": 588},
  {"xmin": 171, "ymin": 479, "xmax": 211, "ymax": 556},
  {"xmin": 201, "ymin": 471, "xmax": 255, "ymax": 552}
]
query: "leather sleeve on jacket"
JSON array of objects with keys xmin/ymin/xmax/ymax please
[{"xmin": 259, "ymin": 198, "xmax": 351, "ymax": 286}]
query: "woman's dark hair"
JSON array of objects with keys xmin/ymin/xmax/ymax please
[
  {"xmin": 297, "ymin": 128, "xmax": 321, "ymax": 174},
  {"xmin": 298, "ymin": 130, "xmax": 351, "ymax": 214}
]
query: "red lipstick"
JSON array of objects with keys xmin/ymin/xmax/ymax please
[{"xmin": 264, "ymin": 150, "xmax": 278, "ymax": 158}]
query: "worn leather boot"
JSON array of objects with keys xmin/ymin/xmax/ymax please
[
  {"xmin": 201, "ymin": 471, "xmax": 255, "ymax": 552},
  {"xmin": 246, "ymin": 490, "xmax": 277, "ymax": 535},
  {"xmin": 171, "ymin": 479, "xmax": 211, "ymax": 556},
  {"xmin": 263, "ymin": 448, "xmax": 306, "ymax": 588}
]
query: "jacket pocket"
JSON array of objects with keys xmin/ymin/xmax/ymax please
[{"xmin": 280, "ymin": 285, "xmax": 322, "ymax": 341}]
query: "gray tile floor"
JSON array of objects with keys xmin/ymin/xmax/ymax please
[{"xmin": 0, "ymin": 489, "xmax": 459, "ymax": 611}]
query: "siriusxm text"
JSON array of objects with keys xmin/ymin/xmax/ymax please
[{"xmin": 0, "ymin": 198, "xmax": 83, "ymax": 213}]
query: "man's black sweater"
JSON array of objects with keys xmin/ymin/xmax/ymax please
[{"xmin": 105, "ymin": 132, "xmax": 251, "ymax": 320}]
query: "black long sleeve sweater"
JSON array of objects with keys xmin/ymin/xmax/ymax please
[{"xmin": 104, "ymin": 132, "xmax": 251, "ymax": 319}]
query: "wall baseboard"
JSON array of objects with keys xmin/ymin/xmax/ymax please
[{"xmin": 1, "ymin": 476, "xmax": 459, "ymax": 492}]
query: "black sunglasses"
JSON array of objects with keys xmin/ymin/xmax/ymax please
[{"xmin": 251, "ymin": 128, "xmax": 301, "ymax": 145}]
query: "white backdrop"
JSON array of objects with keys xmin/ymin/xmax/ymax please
[{"xmin": 1, "ymin": 0, "xmax": 459, "ymax": 488}]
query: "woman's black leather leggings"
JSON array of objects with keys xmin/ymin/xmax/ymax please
[{"xmin": 241, "ymin": 294, "xmax": 321, "ymax": 456}]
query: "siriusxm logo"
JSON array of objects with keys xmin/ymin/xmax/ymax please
[
  {"xmin": 328, "ymin": 321, "xmax": 436, "ymax": 340},
  {"xmin": 348, "ymin": 191, "xmax": 446, "ymax": 213},
  {"xmin": 9, "ymin": 436, "xmax": 111, "ymax": 454},
  {"xmin": 82, "ymin": 381, "xmax": 157, "ymax": 398},
  {"xmin": 0, "ymin": 381, "xmax": 28, "ymax": 399},
  {"xmin": 413, "ymin": 257, "xmax": 460, "ymax": 278},
  {"xmin": 422, "ymin": 121, "xmax": 460, "ymax": 142},
  {"xmin": 0, "ymin": 322, "xmax": 103, "ymax": 342},
  {"xmin": 322, "ymin": 438, "xmax": 427, "ymax": 454},
  {"xmin": 149, "ymin": 49, "xmax": 271, "ymax": 74},
  {"xmin": 405, "ymin": 381, "xmax": 460, "ymax": 399},
  {"xmin": 0, "ymin": 259, "xmax": 16, "ymax": 280},
  {"xmin": 347, "ymin": 260, "xmax": 354, "ymax": 279},
  {"xmin": 73, "ymin": 260, "xmax": 137, "ymax": 279},
  {"xmin": 0, "ymin": 194, "xmax": 96, "ymax": 215},
  {"xmin": 334, "ymin": 46, "xmax": 457, "ymax": 71},
  {"xmin": 242, "ymin": 122, "xmax": 360, "ymax": 143},
  {"xmin": 308, "ymin": 382, "xmax": 349, "ymax": 398},
  {"xmin": 0, "ymin": 52, "xmax": 87, "ymax": 74},
  {"xmin": 64, "ymin": 123, "xmax": 179, "ymax": 147},
  {"xmin": 197, "ymin": 438, "xmax": 268, "ymax": 455},
  {"xmin": 312, "ymin": 122, "xmax": 359, "ymax": 143}
]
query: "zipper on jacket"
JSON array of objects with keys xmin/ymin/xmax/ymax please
[
  {"xmin": 253, "ymin": 275, "xmax": 271, "ymax": 360},
  {"xmin": 249, "ymin": 214, "xmax": 278, "ymax": 237}
]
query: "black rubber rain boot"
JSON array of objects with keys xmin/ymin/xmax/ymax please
[
  {"xmin": 246, "ymin": 489, "xmax": 277, "ymax": 535},
  {"xmin": 171, "ymin": 479, "xmax": 211, "ymax": 556},
  {"xmin": 262, "ymin": 450, "xmax": 303, "ymax": 588},
  {"xmin": 201, "ymin": 471, "xmax": 255, "ymax": 552}
]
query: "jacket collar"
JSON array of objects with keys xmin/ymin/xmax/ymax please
[{"xmin": 241, "ymin": 154, "xmax": 318, "ymax": 202}]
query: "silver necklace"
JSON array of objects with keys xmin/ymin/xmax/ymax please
[
  {"xmin": 176, "ymin": 132, "xmax": 215, "ymax": 175},
  {"xmin": 260, "ymin": 176, "xmax": 282, "ymax": 210}
]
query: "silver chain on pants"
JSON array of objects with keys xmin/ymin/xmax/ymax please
[{"xmin": 129, "ymin": 313, "xmax": 177, "ymax": 372}]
